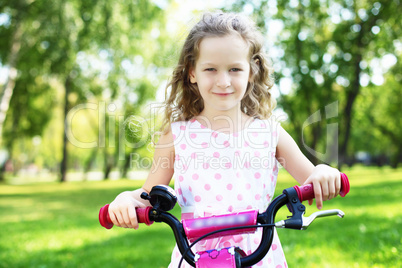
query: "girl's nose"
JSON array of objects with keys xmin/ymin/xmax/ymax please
[{"xmin": 216, "ymin": 72, "xmax": 231, "ymax": 88}]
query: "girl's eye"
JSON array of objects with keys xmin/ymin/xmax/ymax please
[
  {"xmin": 205, "ymin": 68, "xmax": 216, "ymax": 71},
  {"xmin": 230, "ymin": 68, "xmax": 241, "ymax": 72}
]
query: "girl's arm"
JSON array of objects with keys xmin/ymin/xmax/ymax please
[
  {"xmin": 108, "ymin": 129, "xmax": 175, "ymax": 229},
  {"xmin": 276, "ymin": 126, "xmax": 341, "ymax": 210}
]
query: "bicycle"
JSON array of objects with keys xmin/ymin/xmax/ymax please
[{"xmin": 99, "ymin": 173, "xmax": 350, "ymax": 267}]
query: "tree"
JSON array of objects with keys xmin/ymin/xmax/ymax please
[
  {"xmin": 330, "ymin": 0, "xmax": 401, "ymax": 166},
  {"xmin": 0, "ymin": 0, "xmax": 61, "ymax": 181},
  {"xmin": 353, "ymin": 56, "xmax": 402, "ymax": 168},
  {"xmin": 0, "ymin": 0, "xmax": 170, "ymax": 182},
  {"xmin": 228, "ymin": 0, "xmax": 402, "ymax": 167}
]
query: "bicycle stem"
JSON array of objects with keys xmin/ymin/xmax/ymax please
[{"xmin": 239, "ymin": 194, "xmax": 288, "ymax": 267}]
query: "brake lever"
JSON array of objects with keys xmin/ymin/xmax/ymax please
[
  {"xmin": 275, "ymin": 209, "xmax": 345, "ymax": 229},
  {"xmin": 301, "ymin": 209, "xmax": 345, "ymax": 230}
]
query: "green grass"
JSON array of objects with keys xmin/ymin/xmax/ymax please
[{"xmin": 0, "ymin": 166, "xmax": 401, "ymax": 267}]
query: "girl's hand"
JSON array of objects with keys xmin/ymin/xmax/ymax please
[
  {"xmin": 303, "ymin": 164, "xmax": 341, "ymax": 210},
  {"xmin": 108, "ymin": 189, "xmax": 147, "ymax": 229}
]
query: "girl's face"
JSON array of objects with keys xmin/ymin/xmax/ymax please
[{"xmin": 190, "ymin": 34, "xmax": 251, "ymax": 116}]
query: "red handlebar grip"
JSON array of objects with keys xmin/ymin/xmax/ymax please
[
  {"xmin": 294, "ymin": 184, "xmax": 314, "ymax": 201},
  {"xmin": 98, "ymin": 204, "xmax": 154, "ymax": 229},
  {"xmin": 294, "ymin": 172, "xmax": 350, "ymax": 202},
  {"xmin": 136, "ymin": 207, "xmax": 154, "ymax": 226},
  {"xmin": 339, "ymin": 172, "xmax": 350, "ymax": 197},
  {"xmin": 99, "ymin": 204, "xmax": 114, "ymax": 229}
]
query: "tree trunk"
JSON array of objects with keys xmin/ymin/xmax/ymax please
[
  {"xmin": 338, "ymin": 4, "xmax": 382, "ymax": 168},
  {"xmin": 83, "ymin": 148, "xmax": 98, "ymax": 181},
  {"xmin": 339, "ymin": 52, "xmax": 361, "ymax": 168},
  {"xmin": 0, "ymin": 20, "xmax": 22, "ymax": 142},
  {"xmin": 391, "ymin": 149, "xmax": 402, "ymax": 169},
  {"xmin": 121, "ymin": 152, "xmax": 132, "ymax": 179},
  {"xmin": 60, "ymin": 74, "xmax": 71, "ymax": 182},
  {"xmin": 103, "ymin": 153, "xmax": 113, "ymax": 180}
]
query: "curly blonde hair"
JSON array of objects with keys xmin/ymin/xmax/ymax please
[{"xmin": 161, "ymin": 11, "xmax": 276, "ymax": 133}]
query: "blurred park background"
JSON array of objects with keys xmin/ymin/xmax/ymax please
[{"xmin": 0, "ymin": 0, "xmax": 401, "ymax": 267}]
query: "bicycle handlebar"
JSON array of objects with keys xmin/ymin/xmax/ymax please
[
  {"xmin": 100, "ymin": 173, "xmax": 350, "ymax": 229},
  {"xmin": 293, "ymin": 172, "xmax": 350, "ymax": 201},
  {"xmin": 99, "ymin": 172, "xmax": 350, "ymax": 267}
]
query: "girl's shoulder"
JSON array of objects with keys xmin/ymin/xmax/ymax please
[
  {"xmin": 170, "ymin": 120, "xmax": 187, "ymax": 127},
  {"xmin": 154, "ymin": 123, "xmax": 175, "ymax": 149},
  {"xmin": 170, "ymin": 119, "xmax": 196, "ymax": 131},
  {"xmin": 254, "ymin": 116, "xmax": 282, "ymax": 148},
  {"xmin": 256, "ymin": 115, "xmax": 282, "ymax": 130},
  {"xmin": 167, "ymin": 120, "xmax": 193, "ymax": 143}
]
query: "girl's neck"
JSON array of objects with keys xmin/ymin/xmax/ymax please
[{"xmin": 196, "ymin": 108, "xmax": 254, "ymax": 134}]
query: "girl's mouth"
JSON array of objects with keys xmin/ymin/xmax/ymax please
[{"xmin": 213, "ymin": 92, "xmax": 233, "ymax": 96}]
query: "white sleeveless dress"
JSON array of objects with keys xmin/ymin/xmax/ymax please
[{"xmin": 168, "ymin": 118, "xmax": 287, "ymax": 268}]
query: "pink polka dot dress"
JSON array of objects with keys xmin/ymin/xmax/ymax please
[{"xmin": 168, "ymin": 118, "xmax": 287, "ymax": 268}]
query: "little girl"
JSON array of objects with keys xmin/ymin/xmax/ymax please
[{"xmin": 108, "ymin": 11, "xmax": 341, "ymax": 267}]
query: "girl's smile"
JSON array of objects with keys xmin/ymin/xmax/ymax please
[{"xmin": 213, "ymin": 92, "xmax": 234, "ymax": 96}]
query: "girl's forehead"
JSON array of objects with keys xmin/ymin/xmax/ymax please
[{"xmin": 196, "ymin": 34, "xmax": 250, "ymax": 63}]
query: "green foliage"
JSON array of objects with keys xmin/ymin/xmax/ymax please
[
  {"xmin": 352, "ymin": 56, "xmax": 402, "ymax": 166},
  {"xmin": 3, "ymin": 73, "xmax": 56, "ymax": 140},
  {"xmin": 1, "ymin": 0, "xmax": 401, "ymax": 180},
  {"xmin": 0, "ymin": 0, "xmax": 172, "ymax": 177},
  {"xmin": 227, "ymin": 0, "xmax": 402, "ymax": 166},
  {"xmin": 0, "ymin": 167, "xmax": 401, "ymax": 267}
]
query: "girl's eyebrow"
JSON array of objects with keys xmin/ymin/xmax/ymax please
[
  {"xmin": 199, "ymin": 62, "xmax": 216, "ymax": 66},
  {"xmin": 199, "ymin": 61, "xmax": 248, "ymax": 66}
]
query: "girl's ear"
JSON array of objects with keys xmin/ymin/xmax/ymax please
[{"xmin": 189, "ymin": 68, "xmax": 197, "ymax": 84}]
